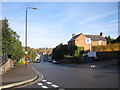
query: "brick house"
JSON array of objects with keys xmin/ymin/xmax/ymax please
[{"xmin": 68, "ymin": 32, "xmax": 107, "ymax": 51}]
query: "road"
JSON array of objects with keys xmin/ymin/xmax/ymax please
[{"xmin": 24, "ymin": 59, "xmax": 119, "ymax": 89}]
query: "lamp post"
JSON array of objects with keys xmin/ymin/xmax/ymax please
[{"xmin": 25, "ymin": 7, "xmax": 37, "ymax": 66}]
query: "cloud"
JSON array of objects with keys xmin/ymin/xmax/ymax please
[
  {"xmin": 77, "ymin": 10, "xmax": 118, "ymax": 25},
  {"xmin": 76, "ymin": 22, "xmax": 118, "ymax": 38},
  {"xmin": 109, "ymin": 19, "xmax": 120, "ymax": 23},
  {"xmin": 28, "ymin": 37, "xmax": 64, "ymax": 48},
  {"xmin": 2, "ymin": 2, "xmax": 118, "ymax": 48}
]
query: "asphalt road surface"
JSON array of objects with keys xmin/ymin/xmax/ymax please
[{"xmin": 24, "ymin": 60, "xmax": 119, "ymax": 89}]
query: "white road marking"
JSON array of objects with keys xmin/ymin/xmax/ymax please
[
  {"xmin": 42, "ymin": 80, "xmax": 47, "ymax": 82},
  {"xmin": 37, "ymin": 83, "xmax": 43, "ymax": 86},
  {"xmin": 91, "ymin": 65, "xmax": 95, "ymax": 68},
  {"xmin": 51, "ymin": 84, "xmax": 59, "ymax": 88},
  {"xmin": 46, "ymin": 82, "xmax": 52, "ymax": 84},
  {"xmin": 41, "ymin": 86, "xmax": 48, "ymax": 88}
]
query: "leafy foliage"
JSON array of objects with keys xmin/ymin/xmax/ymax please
[
  {"xmin": 68, "ymin": 44, "xmax": 77, "ymax": 56},
  {"xmin": 2, "ymin": 18, "xmax": 24, "ymax": 60},
  {"xmin": 52, "ymin": 43, "xmax": 84, "ymax": 61},
  {"xmin": 52, "ymin": 43, "xmax": 69, "ymax": 60},
  {"xmin": 93, "ymin": 43, "xmax": 120, "ymax": 52},
  {"xmin": 74, "ymin": 46, "xmax": 84, "ymax": 57},
  {"xmin": 115, "ymin": 35, "xmax": 120, "ymax": 43},
  {"xmin": 105, "ymin": 36, "xmax": 115, "ymax": 44},
  {"xmin": 27, "ymin": 47, "xmax": 37, "ymax": 61}
]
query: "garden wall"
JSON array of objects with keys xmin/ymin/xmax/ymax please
[{"xmin": 0, "ymin": 59, "xmax": 14, "ymax": 75}]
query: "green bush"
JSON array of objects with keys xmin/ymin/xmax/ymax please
[{"xmin": 74, "ymin": 46, "xmax": 84, "ymax": 57}]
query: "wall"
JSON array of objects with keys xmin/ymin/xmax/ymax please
[
  {"xmin": 96, "ymin": 51, "xmax": 119, "ymax": 61},
  {"xmin": 92, "ymin": 41, "xmax": 106, "ymax": 46},
  {"xmin": 75, "ymin": 34, "xmax": 90, "ymax": 51},
  {"xmin": 0, "ymin": 59, "xmax": 14, "ymax": 75}
]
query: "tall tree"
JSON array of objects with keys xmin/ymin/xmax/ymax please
[
  {"xmin": 2, "ymin": 18, "xmax": 24, "ymax": 61},
  {"xmin": 105, "ymin": 36, "xmax": 115, "ymax": 44}
]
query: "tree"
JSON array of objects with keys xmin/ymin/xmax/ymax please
[
  {"xmin": 105, "ymin": 36, "xmax": 115, "ymax": 44},
  {"xmin": 115, "ymin": 35, "xmax": 120, "ymax": 43},
  {"xmin": 68, "ymin": 45, "xmax": 77, "ymax": 56},
  {"xmin": 2, "ymin": 18, "xmax": 24, "ymax": 61},
  {"xmin": 30, "ymin": 50, "xmax": 37, "ymax": 61},
  {"xmin": 52, "ymin": 43, "xmax": 69, "ymax": 60},
  {"xmin": 27, "ymin": 48, "xmax": 37, "ymax": 61}
]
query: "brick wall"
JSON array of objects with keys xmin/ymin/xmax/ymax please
[
  {"xmin": 75, "ymin": 34, "xmax": 90, "ymax": 51},
  {"xmin": 92, "ymin": 41, "xmax": 106, "ymax": 46}
]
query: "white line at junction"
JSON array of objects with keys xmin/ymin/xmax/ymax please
[
  {"xmin": 41, "ymin": 85, "xmax": 48, "ymax": 88},
  {"xmin": 37, "ymin": 83, "xmax": 43, "ymax": 86},
  {"xmin": 42, "ymin": 80, "xmax": 47, "ymax": 82},
  {"xmin": 51, "ymin": 84, "xmax": 59, "ymax": 88},
  {"xmin": 46, "ymin": 82, "xmax": 52, "ymax": 84}
]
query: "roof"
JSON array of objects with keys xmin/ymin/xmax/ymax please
[
  {"xmin": 85, "ymin": 35, "xmax": 106, "ymax": 41},
  {"xmin": 68, "ymin": 34, "xmax": 106, "ymax": 42},
  {"xmin": 68, "ymin": 33, "xmax": 81, "ymax": 42}
]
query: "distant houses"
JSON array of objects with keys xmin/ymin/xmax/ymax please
[{"xmin": 68, "ymin": 32, "xmax": 107, "ymax": 51}]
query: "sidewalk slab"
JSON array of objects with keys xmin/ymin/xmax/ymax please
[{"xmin": 1, "ymin": 64, "xmax": 36, "ymax": 85}]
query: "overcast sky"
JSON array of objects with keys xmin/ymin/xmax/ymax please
[{"xmin": 2, "ymin": 2, "xmax": 118, "ymax": 48}]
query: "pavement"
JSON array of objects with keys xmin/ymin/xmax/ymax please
[{"xmin": 0, "ymin": 63, "xmax": 38, "ymax": 89}]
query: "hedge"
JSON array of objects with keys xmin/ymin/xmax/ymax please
[{"xmin": 92, "ymin": 43, "xmax": 120, "ymax": 52}]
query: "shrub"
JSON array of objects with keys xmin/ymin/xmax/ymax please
[
  {"xmin": 93, "ymin": 43, "xmax": 120, "ymax": 52},
  {"xmin": 74, "ymin": 46, "xmax": 84, "ymax": 57}
]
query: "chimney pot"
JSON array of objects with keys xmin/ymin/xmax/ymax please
[{"xmin": 100, "ymin": 32, "xmax": 103, "ymax": 37}]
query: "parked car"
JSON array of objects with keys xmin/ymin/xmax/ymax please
[
  {"xmin": 47, "ymin": 56, "xmax": 52, "ymax": 62},
  {"xmin": 34, "ymin": 59, "xmax": 40, "ymax": 63},
  {"xmin": 35, "ymin": 60, "xmax": 40, "ymax": 63},
  {"xmin": 27, "ymin": 59, "xmax": 32, "ymax": 63}
]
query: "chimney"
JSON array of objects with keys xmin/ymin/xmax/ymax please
[
  {"xmin": 100, "ymin": 32, "xmax": 103, "ymax": 37},
  {"xmin": 72, "ymin": 34, "xmax": 76, "ymax": 37}
]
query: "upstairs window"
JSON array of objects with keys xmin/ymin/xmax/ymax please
[
  {"xmin": 86, "ymin": 38, "xmax": 91, "ymax": 44},
  {"xmin": 99, "ymin": 40, "xmax": 102, "ymax": 45}
]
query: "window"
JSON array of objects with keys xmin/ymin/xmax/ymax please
[
  {"xmin": 86, "ymin": 38, "xmax": 91, "ymax": 44},
  {"xmin": 99, "ymin": 40, "xmax": 102, "ymax": 45}
]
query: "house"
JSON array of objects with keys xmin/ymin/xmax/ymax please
[{"xmin": 68, "ymin": 32, "xmax": 107, "ymax": 51}]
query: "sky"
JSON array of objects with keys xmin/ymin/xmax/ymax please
[{"xmin": 2, "ymin": 2, "xmax": 119, "ymax": 48}]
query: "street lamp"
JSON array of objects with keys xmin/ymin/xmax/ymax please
[{"xmin": 25, "ymin": 7, "xmax": 37, "ymax": 66}]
